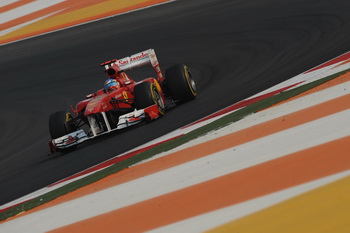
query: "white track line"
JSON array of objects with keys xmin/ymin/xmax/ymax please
[
  {"xmin": 0, "ymin": 10, "xmax": 64, "ymax": 37},
  {"xmin": 0, "ymin": 0, "xmax": 65, "ymax": 24},
  {"xmin": 2, "ymin": 108, "xmax": 350, "ymax": 232},
  {"xmin": 0, "ymin": 0, "xmax": 19, "ymax": 8},
  {"xmin": 1, "ymin": 0, "xmax": 177, "ymax": 46},
  {"xmin": 145, "ymin": 79, "xmax": 350, "ymax": 160},
  {"xmin": 1, "ymin": 78, "xmax": 350, "ymax": 212},
  {"xmin": 147, "ymin": 170, "xmax": 350, "ymax": 233}
]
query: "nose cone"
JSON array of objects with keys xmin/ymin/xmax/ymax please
[{"xmin": 84, "ymin": 96, "xmax": 106, "ymax": 116}]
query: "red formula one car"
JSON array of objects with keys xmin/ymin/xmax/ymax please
[{"xmin": 48, "ymin": 49, "xmax": 197, "ymax": 153}]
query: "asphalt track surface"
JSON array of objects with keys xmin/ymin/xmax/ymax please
[{"xmin": 1, "ymin": 0, "xmax": 350, "ymax": 206}]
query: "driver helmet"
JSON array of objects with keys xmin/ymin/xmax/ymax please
[{"xmin": 104, "ymin": 79, "xmax": 120, "ymax": 92}]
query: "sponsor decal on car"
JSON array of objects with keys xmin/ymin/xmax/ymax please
[
  {"xmin": 131, "ymin": 52, "xmax": 148, "ymax": 62},
  {"xmin": 101, "ymin": 102, "xmax": 108, "ymax": 110},
  {"xmin": 122, "ymin": 91, "xmax": 128, "ymax": 99},
  {"xmin": 65, "ymin": 136, "xmax": 77, "ymax": 145}
]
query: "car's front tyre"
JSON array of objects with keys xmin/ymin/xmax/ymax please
[{"xmin": 49, "ymin": 111, "xmax": 77, "ymax": 139}]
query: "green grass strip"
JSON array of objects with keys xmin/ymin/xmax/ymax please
[{"xmin": 1, "ymin": 68, "xmax": 349, "ymax": 221}]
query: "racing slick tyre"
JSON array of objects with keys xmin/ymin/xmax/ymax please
[
  {"xmin": 134, "ymin": 81, "xmax": 165, "ymax": 116},
  {"xmin": 49, "ymin": 111, "xmax": 77, "ymax": 139},
  {"xmin": 165, "ymin": 64, "xmax": 197, "ymax": 103}
]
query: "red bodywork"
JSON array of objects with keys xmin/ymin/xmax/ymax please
[
  {"xmin": 49, "ymin": 49, "xmax": 168, "ymax": 153},
  {"xmin": 72, "ymin": 77, "xmax": 164, "ymax": 118}
]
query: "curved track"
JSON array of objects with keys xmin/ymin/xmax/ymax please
[{"xmin": 1, "ymin": 0, "xmax": 350, "ymax": 205}]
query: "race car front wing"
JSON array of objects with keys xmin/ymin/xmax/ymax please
[{"xmin": 48, "ymin": 105, "xmax": 161, "ymax": 154}]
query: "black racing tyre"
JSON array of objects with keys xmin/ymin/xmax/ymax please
[
  {"xmin": 49, "ymin": 111, "xmax": 77, "ymax": 139},
  {"xmin": 165, "ymin": 64, "xmax": 197, "ymax": 103},
  {"xmin": 134, "ymin": 81, "xmax": 165, "ymax": 115}
]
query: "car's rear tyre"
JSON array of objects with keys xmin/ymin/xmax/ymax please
[
  {"xmin": 49, "ymin": 111, "xmax": 77, "ymax": 139},
  {"xmin": 165, "ymin": 64, "xmax": 197, "ymax": 103},
  {"xmin": 134, "ymin": 81, "xmax": 165, "ymax": 115}
]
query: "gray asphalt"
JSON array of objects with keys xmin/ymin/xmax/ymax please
[{"xmin": 1, "ymin": 0, "xmax": 350, "ymax": 205}]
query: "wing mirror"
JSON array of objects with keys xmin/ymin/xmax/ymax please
[{"xmin": 86, "ymin": 93, "xmax": 96, "ymax": 99}]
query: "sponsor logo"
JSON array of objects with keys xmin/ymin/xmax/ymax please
[
  {"xmin": 87, "ymin": 99, "xmax": 98, "ymax": 107},
  {"xmin": 101, "ymin": 102, "xmax": 107, "ymax": 110},
  {"xmin": 65, "ymin": 136, "xmax": 76, "ymax": 145},
  {"xmin": 86, "ymin": 97, "xmax": 102, "ymax": 112},
  {"xmin": 122, "ymin": 91, "xmax": 128, "ymax": 99},
  {"xmin": 116, "ymin": 59, "xmax": 129, "ymax": 66},
  {"xmin": 128, "ymin": 116, "xmax": 141, "ymax": 122},
  {"xmin": 131, "ymin": 52, "xmax": 148, "ymax": 62}
]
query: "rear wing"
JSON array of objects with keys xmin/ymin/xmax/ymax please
[{"xmin": 101, "ymin": 49, "xmax": 164, "ymax": 82}]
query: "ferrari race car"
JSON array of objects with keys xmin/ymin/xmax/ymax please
[{"xmin": 48, "ymin": 49, "xmax": 197, "ymax": 153}]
